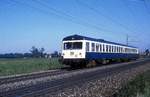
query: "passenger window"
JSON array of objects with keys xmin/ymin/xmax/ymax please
[
  {"xmin": 114, "ymin": 46, "xmax": 116, "ymax": 53},
  {"xmin": 118, "ymin": 47, "xmax": 120, "ymax": 53},
  {"xmin": 86, "ymin": 42, "xmax": 89, "ymax": 52},
  {"xmin": 109, "ymin": 45, "xmax": 111, "ymax": 53},
  {"xmin": 100, "ymin": 44, "xmax": 102, "ymax": 52},
  {"xmin": 106, "ymin": 45, "xmax": 108, "ymax": 52},
  {"xmin": 121, "ymin": 47, "xmax": 123, "ymax": 53},
  {"xmin": 96, "ymin": 44, "xmax": 99, "ymax": 52},
  {"xmin": 119, "ymin": 47, "xmax": 121, "ymax": 53},
  {"xmin": 117, "ymin": 47, "xmax": 119, "ymax": 53},
  {"xmin": 92, "ymin": 43, "xmax": 95, "ymax": 52},
  {"xmin": 103, "ymin": 44, "xmax": 105, "ymax": 52},
  {"xmin": 113, "ymin": 46, "xmax": 115, "ymax": 53}
]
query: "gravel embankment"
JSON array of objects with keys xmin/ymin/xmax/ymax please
[
  {"xmin": 0, "ymin": 60, "xmax": 142, "ymax": 92},
  {"xmin": 44, "ymin": 62, "xmax": 150, "ymax": 97}
]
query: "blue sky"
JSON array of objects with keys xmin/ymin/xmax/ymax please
[{"xmin": 0, "ymin": 0, "xmax": 150, "ymax": 53}]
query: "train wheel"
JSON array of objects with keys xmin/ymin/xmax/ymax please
[
  {"xmin": 86, "ymin": 60, "xmax": 96, "ymax": 68},
  {"xmin": 102, "ymin": 59, "xmax": 107, "ymax": 64}
]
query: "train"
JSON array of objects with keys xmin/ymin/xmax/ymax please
[{"xmin": 61, "ymin": 34, "xmax": 139, "ymax": 67}]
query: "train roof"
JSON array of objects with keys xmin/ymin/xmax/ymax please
[{"xmin": 63, "ymin": 34, "xmax": 137, "ymax": 48}]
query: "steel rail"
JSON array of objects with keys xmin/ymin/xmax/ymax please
[
  {"xmin": 0, "ymin": 69, "xmax": 68, "ymax": 85},
  {"xmin": 0, "ymin": 58, "xmax": 149, "ymax": 97}
]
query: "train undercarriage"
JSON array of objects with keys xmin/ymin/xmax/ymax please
[{"xmin": 60, "ymin": 58, "xmax": 136, "ymax": 68}]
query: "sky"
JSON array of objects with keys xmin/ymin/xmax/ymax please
[{"xmin": 0, "ymin": 0, "xmax": 150, "ymax": 53}]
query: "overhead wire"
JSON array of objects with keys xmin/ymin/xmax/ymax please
[
  {"xmin": 121, "ymin": 0, "xmax": 140, "ymax": 43},
  {"xmin": 143, "ymin": 0, "xmax": 150, "ymax": 15},
  {"xmin": 9, "ymin": 0, "xmax": 117, "ymax": 34},
  {"xmin": 32, "ymin": 0, "xmax": 117, "ymax": 34},
  {"xmin": 75, "ymin": 0, "xmax": 139, "ymax": 35}
]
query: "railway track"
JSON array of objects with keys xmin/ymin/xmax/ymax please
[
  {"xmin": 0, "ymin": 69, "xmax": 69, "ymax": 85},
  {"xmin": 0, "ymin": 58, "xmax": 150, "ymax": 97}
]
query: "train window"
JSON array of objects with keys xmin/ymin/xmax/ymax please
[
  {"xmin": 100, "ymin": 44, "xmax": 102, "ymax": 52},
  {"xmin": 114, "ymin": 46, "xmax": 116, "ymax": 53},
  {"xmin": 120, "ymin": 47, "xmax": 121, "ymax": 53},
  {"xmin": 92, "ymin": 43, "xmax": 95, "ymax": 52},
  {"xmin": 86, "ymin": 42, "xmax": 89, "ymax": 52},
  {"xmin": 64, "ymin": 42, "xmax": 82, "ymax": 50},
  {"xmin": 64, "ymin": 42, "xmax": 71, "ymax": 50},
  {"xmin": 112, "ymin": 46, "xmax": 114, "ymax": 53},
  {"xmin": 120, "ymin": 47, "xmax": 122, "ymax": 53},
  {"xmin": 122, "ymin": 47, "xmax": 124, "ymax": 53},
  {"xmin": 113, "ymin": 46, "xmax": 115, "ymax": 53},
  {"xmin": 106, "ymin": 45, "xmax": 108, "ymax": 52},
  {"xmin": 103, "ymin": 44, "xmax": 105, "ymax": 52},
  {"xmin": 117, "ymin": 47, "xmax": 119, "ymax": 53},
  {"xmin": 109, "ymin": 45, "xmax": 111, "ymax": 52},
  {"xmin": 96, "ymin": 44, "xmax": 99, "ymax": 52},
  {"xmin": 125, "ymin": 48, "xmax": 127, "ymax": 53},
  {"xmin": 73, "ymin": 42, "xmax": 82, "ymax": 49}
]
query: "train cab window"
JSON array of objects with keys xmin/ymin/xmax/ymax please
[
  {"xmin": 92, "ymin": 43, "xmax": 95, "ymax": 52},
  {"xmin": 96, "ymin": 44, "xmax": 99, "ymax": 52},
  {"xmin": 64, "ymin": 42, "xmax": 82, "ymax": 50},
  {"xmin": 86, "ymin": 42, "xmax": 89, "ymax": 52}
]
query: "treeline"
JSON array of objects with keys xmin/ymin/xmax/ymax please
[{"xmin": 0, "ymin": 46, "xmax": 61, "ymax": 58}]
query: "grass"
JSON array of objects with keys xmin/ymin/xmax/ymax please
[
  {"xmin": 115, "ymin": 70, "xmax": 150, "ymax": 97},
  {"xmin": 0, "ymin": 58, "xmax": 64, "ymax": 76}
]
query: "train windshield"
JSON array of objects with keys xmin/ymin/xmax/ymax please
[{"xmin": 64, "ymin": 42, "xmax": 82, "ymax": 50}]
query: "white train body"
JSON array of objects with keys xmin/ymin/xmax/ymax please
[{"xmin": 61, "ymin": 35, "xmax": 139, "ymax": 66}]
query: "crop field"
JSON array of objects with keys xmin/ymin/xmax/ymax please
[
  {"xmin": 0, "ymin": 58, "xmax": 64, "ymax": 76},
  {"xmin": 116, "ymin": 70, "xmax": 150, "ymax": 97}
]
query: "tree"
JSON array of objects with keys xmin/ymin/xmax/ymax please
[
  {"xmin": 39, "ymin": 48, "xmax": 45, "ymax": 58},
  {"xmin": 51, "ymin": 51, "xmax": 60, "ymax": 58},
  {"xmin": 30, "ymin": 46, "xmax": 40, "ymax": 58},
  {"xmin": 30, "ymin": 46, "xmax": 45, "ymax": 58}
]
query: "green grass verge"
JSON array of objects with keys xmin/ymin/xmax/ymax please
[
  {"xmin": 0, "ymin": 58, "xmax": 64, "ymax": 76},
  {"xmin": 116, "ymin": 70, "xmax": 150, "ymax": 97}
]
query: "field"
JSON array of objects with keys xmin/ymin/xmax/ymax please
[
  {"xmin": 116, "ymin": 70, "xmax": 150, "ymax": 97},
  {"xmin": 0, "ymin": 58, "xmax": 64, "ymax": 76}
]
